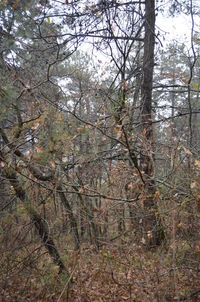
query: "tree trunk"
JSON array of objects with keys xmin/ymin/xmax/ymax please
[
  {"xmin": 72, "ymin": 185, "xmax": 100, "ymax": 249},
  {"xmin": 140, "ymin": 0, "xmax": 164, "ymax": 247},
  {"xmin": 4, "ymin": 167, "xmax": 68, "ymax": 275},
  {"xmin": 57, "ymin": 185, "xmax": 80, "ymax": 250}
]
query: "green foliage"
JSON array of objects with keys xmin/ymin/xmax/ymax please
[
  {"xmin": 0, "ymin": 84, "xmax": 18, "ymax": 121},
  {"xmin": 0, "ymin": 1, "xmax": 200, "ymax": 301}
]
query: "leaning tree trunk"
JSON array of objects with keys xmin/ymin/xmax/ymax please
[
  {"xmin": 140, "ymin": 0, "xmax": 164, "ymax": 247},
  {"xmin": 3, "ymin": 166, "xmax": 68, "ymax": 275}
]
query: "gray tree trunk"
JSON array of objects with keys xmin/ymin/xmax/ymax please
[
  {"xmin": 3, "ymin": 166, "xmax": 68, "ymax": 275},
  {"xmin": 140, "ymin": 0, "xmax": 164, "ymax": 247}
]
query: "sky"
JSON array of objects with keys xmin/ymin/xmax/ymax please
[
  {"xmin": 156, "ymin": 1, "xmax": 200, "ymax": 48},
  {"xmin": 157, "ymin": 15, "xmax": 191, "ymax": 44}
]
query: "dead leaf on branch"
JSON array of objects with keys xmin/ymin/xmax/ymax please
[
  {"xmin": 35, "ymin": 146, "xmax": 43, "ymax": 154},
  {"xmin": 31, "ymin": 122, "xmax": 40, "ymax": 130},
  {"xmin": 190, "ymin": 182, "xmax": 196, "ymax": 189},
  {"xmin": 153, "ymin": 190, "xmax": 160, "ymax": 201},
  {"xmin": 194, "ymin": 159, "xmax": 200, "ymax": 169},
  {"xmin": 50, "ymin": 160, "xmax": 56, "ymax": 170},
  {"xmin": 0, "ymin": 161, "xmax": 5, "ymax": 168},
  {"xmin": 116, "ymin": 130, "xmax": 122, "ymax": 140},
  {"xmin": 182, "ymin": 146, "xmax": 192, "ymax": 156}
]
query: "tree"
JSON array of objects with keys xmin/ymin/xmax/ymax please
[
  {"xmin": 139, "ymin": 0, "xmax": 164, "ymax": 246},
  {"xmin": 1, "ymin": 0, "xmax": 200, "ymax": 300}
]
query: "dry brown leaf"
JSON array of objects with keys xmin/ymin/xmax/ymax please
[
  {"xmin": 194, "ymin": 159, "xmax": 200, "ymax": 169},
  {"xmin": 182, "ymin": 146, "xmax": 192, "ymax": 156}
]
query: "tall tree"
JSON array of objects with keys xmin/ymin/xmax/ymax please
[{"xmin": 140, "ymin": 0, "xmax": 164, "ymax": 246}]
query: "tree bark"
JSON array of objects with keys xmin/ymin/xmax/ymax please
[
  {"xmin": 4, "ymin": 167, "xmax": 68, "ymax": 275},
  {"xmin": 57, "ymin": 185, "xmax": 80, "ymax": 250},
  {"xmin": 140, "ymin": 0, "xmax": 164, "ymax": 247},
  {"xmin": 0, "ymin": 126, "xmax": 80, "ymax": 251}
]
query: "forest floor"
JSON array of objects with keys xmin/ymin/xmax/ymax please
[{"xmin": 1, "ymin": 236, "xmax": 200, "ymax": 302}]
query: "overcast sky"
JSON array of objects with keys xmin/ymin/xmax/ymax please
[{"xmin": 156, "ymin": 1, "xmax": 200, "ymax": 47}]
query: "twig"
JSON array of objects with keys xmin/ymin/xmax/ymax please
[{"xmin": 178, "ymin": 288, "xmax": 200, "ymax": 301}]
